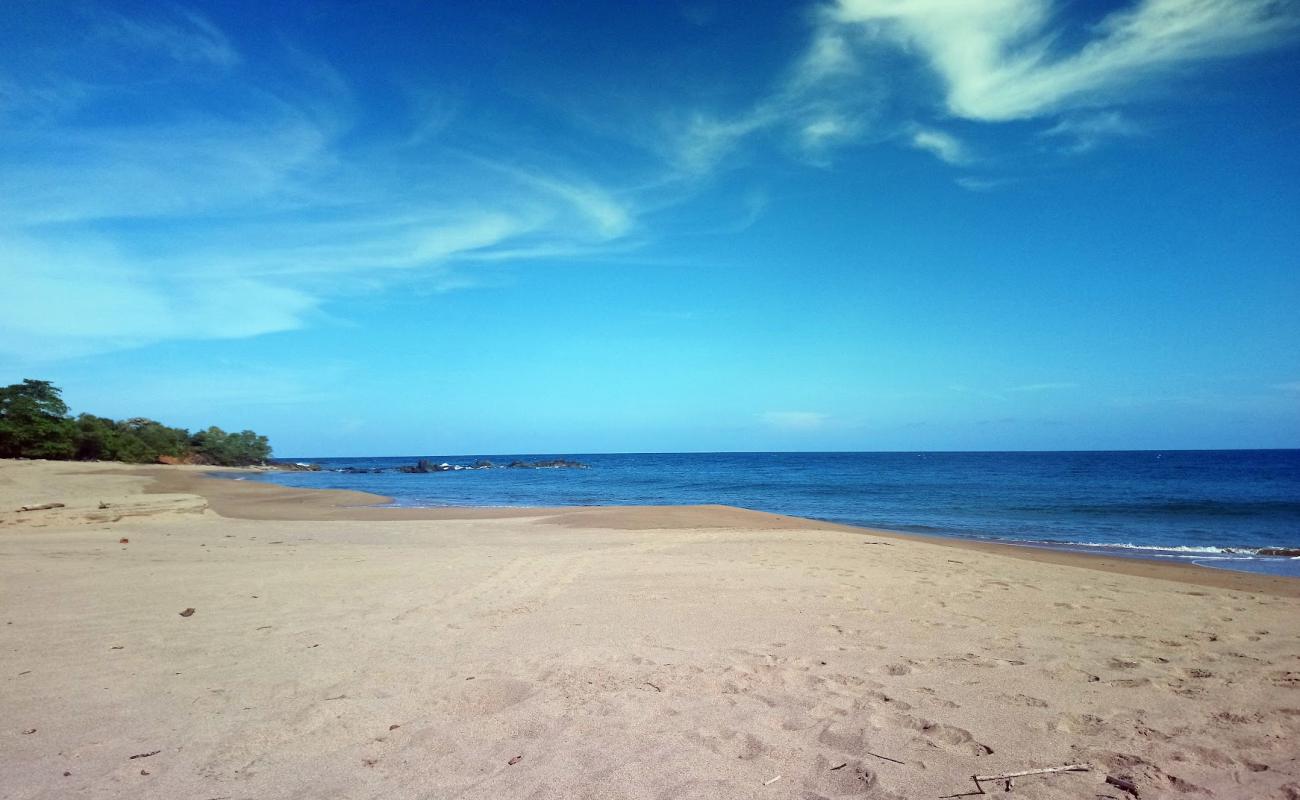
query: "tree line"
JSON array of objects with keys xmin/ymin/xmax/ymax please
[{"xmin": 0, "ymin": 379, "xmax": 272, "ymax": 466}]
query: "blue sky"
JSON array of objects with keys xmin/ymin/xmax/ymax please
[{"xmin": 3, "ymin": 0, "xmax": 1299, "ymax": 455}]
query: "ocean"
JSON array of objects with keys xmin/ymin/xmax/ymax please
[{"xmin": 239, "ymin": 450, "xmax": 1300, "ymax": 577}]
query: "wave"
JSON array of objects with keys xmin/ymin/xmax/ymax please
[{"xmin": 1035, "ymin": 540, "xmax": 1300, "ymax": 558}]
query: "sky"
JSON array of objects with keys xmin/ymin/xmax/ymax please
[{"xmin": 2, "ymin": 0, "xmax": 1299, "ymax": 456}]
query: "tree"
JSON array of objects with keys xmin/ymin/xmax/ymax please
[
  {"xmin": 72, "ymin": 414, "xmax": 118, "ymax": 461},
  {"xmin": 117, "ymin": 418, "xmax": 190, "ymax": 459},
  {"xmin": 0, "ymin": 380, "xmax": 75, "ymax": 459},
  {"xmin": 191, "ymin": 426, "xmax": 271, "ymax": 466},
  {"xmin": 0, "ymin": 379, "xmax": 273, "ymax": 464}
]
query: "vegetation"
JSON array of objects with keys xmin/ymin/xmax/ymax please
[{"xmin": 0, "ymin": 379, "xmax": 272, "ymax": 466}]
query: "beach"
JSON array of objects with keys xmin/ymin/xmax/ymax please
[{"xmin": 2, "ymin": 460, "xmax": 1298, "ymax": 799}]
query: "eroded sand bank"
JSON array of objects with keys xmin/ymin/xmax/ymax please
[{"xmin": 2, "ymin": 460, "xmax": 1297, "ymax": 799}]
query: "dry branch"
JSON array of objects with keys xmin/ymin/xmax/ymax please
[{"xmin": 973, "ymin": 764, "xmax": 1089, "ymax": 783}]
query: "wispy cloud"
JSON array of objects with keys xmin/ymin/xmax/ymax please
[
  {"xmin": 663, "ymin": 0, "xmax": 1298, "ymax": 180},
  {"xmin": 909, "ymin": 126, "xmax": 970, "ymax": 164},
  {"xmin": 6, "ymin": 2, "xmax": 1297, "ymax": 363},
  {"xmin": 830, "ymin": 0, "xmax": 1299, "ymax": 122},
  {"xmin": 666, "ymin": 15, "xmax": 880, "ymax": 174},
  {"xmin": 0, "ymin": 234, "xmax": 319, "ymax": 360},
  {"xmin": 0, "ymin": 8, "xmax": 653, "ymax": 362},
  {"xmin": 1042, "ymin": 111, "xmax": 1144, "ymax": 153},
  {"xmin": 760, "ymin": 411, "xmax": 831, "ymax": 431},
  {"xmin": 954, "ymin": 175, "xmax": 1017, "ymax": 192},
  {"xmin": 93, "ymin": 7, "xmax": 240, "ymax": 68}
]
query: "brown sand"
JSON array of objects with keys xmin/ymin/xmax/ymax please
[{"xmin": 2, "ymin": 459, "xmax": 1298, "ymax": 799}]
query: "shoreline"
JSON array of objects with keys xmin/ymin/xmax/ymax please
[
  {"xmin": 5, "ymin": 457, "xmax": 1299, "ymax": 799},
  {"xmin": 153, "ymin": 464, "xmax": 1300, "ymax": 599}
]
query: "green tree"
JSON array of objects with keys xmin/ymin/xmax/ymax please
[
  {"xmin": 1, "ymin": 379, "xmax": 274, "ymax": 465},
  {"xmin": 0, "ymin": 379, "xmax": 76, "ymax": 459},
  {"xmin": 72, "ymin": 414, "xmax": 119, "ymax": 461},
  {"xmin": 191, "ymin": 426, "xmax": 271, "ymax": 466},
  {"xmin": 117, "ymin": 418, "xmax": 189, "ymax": 457}
]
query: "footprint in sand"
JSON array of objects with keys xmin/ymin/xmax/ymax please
[
  {"xmin": 802, "ymin": 754, "xmax": 880, "ymax": 797},
  {"xmin": 895, "ymin": 715, "xmax": 993, "ymax": 756},
  {"xmin": 996, "ymin": 693, "xmax": 1049, "ymax": 708},
  {"xmin": 655, "ymin": 779, "xmax": 747, "ymax": 800}
]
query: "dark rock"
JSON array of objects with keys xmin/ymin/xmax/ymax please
[
  {"xmin": 399, "ymin": 459, "xmax": 455, "ymax": 473},
  {"xmin": 1258, "ymin": 547, "xmax": 1300, "ymax": 557},
  {"xmin": 504, "ymin": 458, "xmax": 588, "ymax": 469},
  {"xmin": 269, "ymin": 461, "xmax": 322, "ymax": 471}
]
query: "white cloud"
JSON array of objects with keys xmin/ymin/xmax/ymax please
[
  {"xmin": 760, "ymin": 411, "xmax": 831, "ymax": 430},
  {"xmin": 954, "ymin": 175, "xmax": 1014, "ymax": 192},
  {"xmin": 94, "ymin": 7, "xmax": 240, "ymax": 68},
  {"xmin": 0, "ymin": 113, "xmax": 330, "ymax": 225},
  {"xmin": 832, "ymin": 0, "xmax": 1300, "ymax": 121},
  {"xmin": 663, "ymin": 0, "xmax": 1297, "ymax": 178},
  {"xmin": 794, "ymin": 30, "xmax": 861, "ymax": 87},
  {"xmin": 0, "ymin": 9, "xmax": 648, "ymax": 363},
  {"xmin": 0, "ymin": 235, "xmax": 318, "ymax": 360},
  {"xmin": 7, "ymin": 2, "xmax": 1298, "ymax": 363},
  {"xmin": 909, "ymin": 126, "xmax": 970, "ymax": 164},
  {"xmin": 477, "ymin": 161, "xmax": 635, "ymax": 240},
  {"xmin": 1042, "ymin": 111, "xmax": 1144, "ymax": 152}
]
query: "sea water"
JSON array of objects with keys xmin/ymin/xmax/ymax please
[{"xmin": 242, "ymin": 450, "xmax": 1300, "ymax": 577}]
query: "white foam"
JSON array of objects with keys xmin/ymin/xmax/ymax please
[{"xmin": 1054, "ymin": 541, "xmax": 1254, "ymax": 555}]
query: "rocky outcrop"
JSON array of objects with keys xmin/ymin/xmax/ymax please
[
  {"xmin": 395, "ymin": 457, "xmax": 588, "ymax": 473},
  {"xmin": 1258, "ymin": 547, "xmax": 1300, "ymax": 557},
  {"xmin": 398, "ymin": 459, "xmax": 454, "ymax": 473},
  {"xmin": 266, "ymin": 461, "xmax": 322, "ymax": 471},
  {"xmin": 505, "ymin": 459, "xmax": 588, "ymax": 469}
]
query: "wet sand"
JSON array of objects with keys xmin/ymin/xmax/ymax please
[{"xmin": 2, "ymin": 459, "xmax": 1298, "ymax": 799}]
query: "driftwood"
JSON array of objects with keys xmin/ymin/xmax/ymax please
[
  {"xmin": 941, "ymin": 764, "xmax": 1092, "ymax": 796},
  {"xmin": 1105, "ymin": 774, "xmax": 1139, "ymax": 796},
  {"xmin": 975, "ymin": 764, "xmax": 1089, "ymax": 783},
  {"xmin": 17, "ymin": 503, "xmax": 65, "ymax": 512},
  {"xmin": 866, "ymin": 751, "xmax": 905, "ymax": 765},
  {"xmin": 762, "ymin": 775, "xmax": 782, "ymax": 786}
]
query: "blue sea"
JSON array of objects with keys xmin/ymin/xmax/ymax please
[{"xmin": 242, "ymin": 450, "xmax": 1300, "ymax": 577}]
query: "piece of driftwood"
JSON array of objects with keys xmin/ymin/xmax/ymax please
[
  {"xmin": 866, "ymin": 751, "xmax": 905, "ymax": 765},
  {"xmin": 17, "ymin": 503, "xmax": 65, "ymax": 512},
  {"xmin": 763, "ymin": 775, "xmax": 782, "ymax": 786},
  {"xmin": 1105, "ymin": 774, "xmax": 1139, "ymax": 796},
  {"xmin": 941, "ymin": 764, "xmax": 1092, "ymax": 796},
  {"xmin": 974, "ymin": 764, "xmax": 1089, "ymax": 783}
]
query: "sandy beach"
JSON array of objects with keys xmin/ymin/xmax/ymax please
[{"xmin": 2, "ymin": 460, "xmax": 1298, "ymax": 800}]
